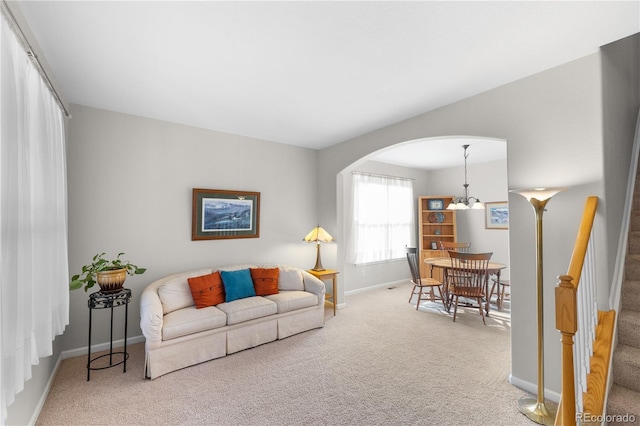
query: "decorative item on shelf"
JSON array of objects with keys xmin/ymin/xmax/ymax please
[
  {"xmin": 510, "ymin": 186, "xmax": 567, "ymax": 425},
  {"xmin": 69, "ymin": 252, "xmax": 146, "ymax": 294},
  {"xmin": 430, "ymin": 241, "xmax": 438, "ymax": 250},
  {"xmin": 447, "ymin": 144, "xmax": 485, "ymax": 210},
  {"xmin": 427, "ymin": 212, "xmax": 445, "ymax": 223},
  {"xmin": 428, "ymin": 198, "xmax": 444, "ymax": 210},
  {"xmin": 434, "ymin": 229, "xmax": 441, "ymax": 235},
  {"xmin": 303, "ymin": 225, "xmax": 334, "ymax": 271}
]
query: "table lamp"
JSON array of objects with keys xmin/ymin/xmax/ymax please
[{"xmin": 303, "ymin": 225, "xmax": 334, "ymax": 271}]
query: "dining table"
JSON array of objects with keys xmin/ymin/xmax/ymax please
[{"xmin": 423, "ymin": 256, "xmax": 507, "ymax": 315}]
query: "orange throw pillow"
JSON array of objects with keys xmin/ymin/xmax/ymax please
[
  {"xmin": 187, "ymin": 272, "xmax": 225, "ymax": 308},
  {"xmin": 250, "ymin": 268, "xmax": 280, "ymax": 296}
]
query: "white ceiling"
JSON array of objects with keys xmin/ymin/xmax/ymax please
[
  {"xmin": 14, "ymin": 1, "xmax": 640, "ymax": 168},
  {"xmin": 371, "ymin": 137, "xmax": 507, "ymax": 170}
]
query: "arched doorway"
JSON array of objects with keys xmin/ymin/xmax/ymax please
[{"xmin": 336, "ymin": 135, "xmax": 508, "ymax": 300}]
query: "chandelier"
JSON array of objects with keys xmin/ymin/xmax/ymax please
[{"xmin": 446, "ymin": 144, "xmax": 485, "ymax": 210}]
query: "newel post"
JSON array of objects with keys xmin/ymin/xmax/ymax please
[{"xmin": 555, "ymin": 275, "xmax": 578, "ymax": 426}]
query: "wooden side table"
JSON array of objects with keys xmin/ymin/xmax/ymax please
[{"xmin": 307, "ymin": 269, "xmax": 339, "ymax": 316}]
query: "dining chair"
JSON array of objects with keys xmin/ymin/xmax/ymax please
[
  {"xmin": 406, "ymin": 247, "xmax": 445, "ymax": 310},
  {"xmin": 490, "ymin": 277, "xmax": 510, "ymax": 311},
  {"xmin": 439, "ymin": 241, "xmax": 471, "ymax": 254},
  {"xmin": 448, "ymin": 251, "xmax": 493, "ymax": 325},
  {"xmin": 439, "ymin": 242, "xmax": 471, "ymax": 284}
]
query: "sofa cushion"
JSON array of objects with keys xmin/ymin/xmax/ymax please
[
  {"xmin": 217, "ymin": 296, "xmax": 277, "ymax": 325},
  {"xmin": 264, "ymin": 291, "xmax": 319, "ymax": 314},
  {"xmin": 157, "ymin": 269, "xmax": 212, "ymax": 314},
  {"xmin": 221, "ymin": 269, "xmax": 256, "ymax": 302},
  {"xmin": 278, "ymin": 267, "xmax": 304, "ymax": 291},
  {"xmin": 162, "ymin": 305, "xmax": 227, "ymax": 341},
  {"xmin": 250, "ymin": 267, "xmax": 279, "ymax": 296},
  {"xmin": 187, "ymin": 272, "xmax": 225, "ymax": 308}
]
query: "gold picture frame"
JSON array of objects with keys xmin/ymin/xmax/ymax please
[{"xmin": 485, "ymin": 201, "xmax": 508, "ymax": 230}]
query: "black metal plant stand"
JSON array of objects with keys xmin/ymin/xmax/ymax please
[{"xmin": 87, "ymin": 288, "xmax": 131, "ymax": 381}]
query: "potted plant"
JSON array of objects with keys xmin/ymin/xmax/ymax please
[{"xmin": 70, "ymin": 252, "xmax": 146, "ymax": 294}]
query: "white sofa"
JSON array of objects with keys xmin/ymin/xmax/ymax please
[{"xmin": 140, "ymin": 264, "xmax": 326, "ymax": 379}]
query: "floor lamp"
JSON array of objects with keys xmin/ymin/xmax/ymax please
[{"xmin": 511, "ymin": 187, "xmax": 566, "ymax": 426}]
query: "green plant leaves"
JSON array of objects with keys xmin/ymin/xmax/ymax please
[{"xmin": 69, "ymin": 252, "xmax": 145, "ymax": 291}]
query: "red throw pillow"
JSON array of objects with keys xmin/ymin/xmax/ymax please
[
  {"xmin": 187, "ymin": 272, "xmax": 225, "ymax": 308},
  {"xmin": 250, "ymin": 268, "xmax": 280, "ymax": 296}
]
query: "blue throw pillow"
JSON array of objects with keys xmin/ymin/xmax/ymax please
[{"xmin": 220, "ymin": 269, "xmax": 256, "ymax": 302}]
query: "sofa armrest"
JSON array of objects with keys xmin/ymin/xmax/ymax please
[
  {"xmin": 140, "ymin": 285, "xmax": 164, "ymax": 350},
  {"xmin": 301, "ymin": 271, "xmax": 326, "ymax": 305}
]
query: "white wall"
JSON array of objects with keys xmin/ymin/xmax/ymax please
[
  {"xmin": 62, "ymin": 105, "xmax": 320, "ymax": 351},
  {"xmin": 318, "ymin": 53, "xmax": 610, "ymax": 396}
]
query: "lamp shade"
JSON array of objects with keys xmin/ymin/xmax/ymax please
[
  {"xmin": 510, "ymin": 187, "xmax": 567, "ymax": 203},
  {"xmin": 303, "ymin": 226, "xmax": 334, "ymax": 243}
]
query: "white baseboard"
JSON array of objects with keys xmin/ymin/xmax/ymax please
[
  {"xmin": 345, "ymin": 279, "xmax": 409, "ymax": 296},
  {"xmin": 62, "ymin": 334, "xmax": 146, "ymax": 359},
  {"xmin": 27, "ymin": 353, "xmax": 64, "ymax": 426},
  {"xmin": 509, "ymin": 374, "xmax": 561, "ymax": 403}
]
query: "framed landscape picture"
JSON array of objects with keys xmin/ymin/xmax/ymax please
[
  {"xmin": 192, "ymin": 189, "xmax": 260, "ymax": 240},
  {"xmin": 485, "ymin": 201, "xmax": 509, "ymax": 230}
]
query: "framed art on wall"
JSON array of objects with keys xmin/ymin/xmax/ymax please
[
  {"xmin": 485, "ymin": 201, "xmax": 508, "ymax": 230},
  {"xmin": 192, "ymin": 188, "xmax": 260, "ymax": 240}
]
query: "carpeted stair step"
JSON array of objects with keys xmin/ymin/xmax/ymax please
[
  {"xmin": 625, "ymin": 255, "xmax": 640, "ymax": 281},
  {"xmin": 632, "ymin": 211, "xmax": 640, "ymax": 232},
  {"xmin": 618, "ymin": 310, "xmax": 640, "ymax": 349},
  {"xmin": 606, "ymin": 384, "xmax": 640, "ymax": 425},
  {"xmin": 611, "ymin": 343, "xmax": 640, "ymax": 393},
  {"xmin": 629, "ymin": 231, "xmax": 640, "ymax": 254},
  {"xmin": 621, "ymin": 280, "xmax": 640, "ymax": 313}
]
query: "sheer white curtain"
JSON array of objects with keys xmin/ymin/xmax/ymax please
[
  {"xmin": 1, "ymin": 11, "xmax": 69, "ymax": 421},
  {"xmin": 350, "ymin": 172, "xmax": 414, "ymax": 264}
]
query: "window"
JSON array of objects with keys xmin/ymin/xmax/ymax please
[{"xmin": 350, "ymin": 172, "xmax": 414, "ymax": 264}]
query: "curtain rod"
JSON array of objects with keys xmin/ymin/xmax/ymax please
[
  {"xmin": 352, "ymin": 171, "xmax": 415, "ymax": 181},
  {"xmin": 1, "ymin": 1, "xmax": 70, "ymax": 117}
]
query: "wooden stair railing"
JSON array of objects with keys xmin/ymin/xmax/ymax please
[{"xmin": 554, "ymin": 196, "xmax": 616, "ymax": 426}]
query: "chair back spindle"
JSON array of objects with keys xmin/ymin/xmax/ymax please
[
  {"xmin": 406, "ymin": 247, "xmax": 421, "ymax": 284},
  {"xmin": 439, "ymin": 241, "xmax": 471, "ymax": 255}
]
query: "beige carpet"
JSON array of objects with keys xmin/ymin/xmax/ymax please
[{"xmin": 36, "ymin": 282, "xmax": 532, "ymax": 425}]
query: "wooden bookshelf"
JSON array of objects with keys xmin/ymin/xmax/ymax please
[{"xmin": 418, "ymin": 196, "xmax": 457, "ymax": 280}]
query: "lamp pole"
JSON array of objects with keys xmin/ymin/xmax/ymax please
[{"xmin": 511, "ymin": 187, "xmax": 566, "ymax": 426}]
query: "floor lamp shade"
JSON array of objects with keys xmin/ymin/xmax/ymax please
[
  {"xmin": 510, "ymin": 187, "xmax": 566, "ymax": 425},
  {"xmin": 303, "ymin": 226, "xmax": 334, "ymax": 271}
]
